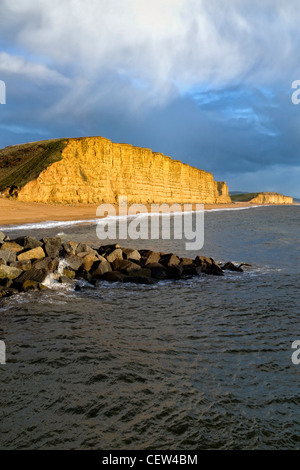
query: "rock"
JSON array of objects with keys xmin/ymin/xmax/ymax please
[
  {"xmin": 98, "ymin": 244, "xmax": 120, "ymax": 256},
  {"xmin": 111, "ymin": 259, "xmax": 141, "ymax": 274},
  {"xmin": 102, "ymin": 271, "xmax": 128, "ymax": 282},
  {"xmin": 13, "ymin": 236, "xmax": 43, "ymax": 250},
  {"xmin": 64, "ymin": 255, "xmax": 83, "ymax": 271},
  {"xmin": 44, "ymin": 237, "xmax": 62, "ymax": 258},
  {"xmin": 62, "ymin": 268, "xmax": 76, "ymax": 279},
  {"xmin": 90, "ymin": 257, "xmax": 112, "ymax": 278},
  {"xmin": 128, "ymin": 268, "xmax": 151, "ymax": 278},
  {"xmin": 166, "ymin": 265, "xmax": 183, "ymax": 279},
  {"xmin": 181, "ymin": 265, "xmax": 202, "ymax": 276},
  {"xmin": 0, "ymin": 286, "xmax": 17, "ymax": 298},
  {"xmin": 194, "ymin": 256, "xmax": 224, "ymax": 276},
  {"xmin": 10, "ymin": 260, "xmax": 32, "ymax": 271},
  {"xmin": 32, "ymin": 257, "xmax": 58, "ymax": 272},
  {"xmin": 221, "ymin": 261, "xmax": 243, "ymax": 272},
  {"xmin": 145, "ymin": 263, "xmax": 166, "ymax": 280},
  {"xmin": 0, "ymin": 250, "xmax": 17, "ymax": 264},
  {"xmin": 122, "ymin": 248, "xmax": 141, "ymax": 262},
  {"xmin": 0, "ymin": 278, "xmax": 13, "ymax": 288},
  {"xmin": 180, "ymin": 257, "xmax": 194, "ymax": 266},
  {"xmin": 61, "ymin": 241, "xmax": 78, "ymax": 256},
  {"xmin": 105, "ymin": 248, "xmax": 123, "ymax": 263},
  {"xmin": 17, "ymin": 246, "xmax": 45, "ymax": 261},
  {"xmin": 81, "ymin": 254, "xmax": 100, "ymax": 271},
  {"xmin": 160, "ymin": 253, "xmax": 180, "ymax": 267},
  {"xmin": 15, "ymin": 268, "xmax": 49, "ymax": 284},
  {"xmin": 58, "ymin": 275, "xmax": 74, "ymax": 284},
  {"xmin": 0, "ymin": 265, "xmax": 22, "ymax": 280},
  {"xmin": 75, "ymin": 242, "xmax": 95, "ymax": 255},
  {"xmin": 21, "ymin": 280, "xmax": 48, "ymax": 292},
  {"xmin": 0, "ymin": 231, "xmax": 6, "ymax": 243},
  {"xmin": 140, "ymin": 250, "xmax": 161, "ymax": 265},
  {"xmin": 0, "ymin": 241, "xmax": 23, "ymax": 253}
]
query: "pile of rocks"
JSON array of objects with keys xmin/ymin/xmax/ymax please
[{"xmin": 0, "ymin": 231, "xmax": 243, "ymax": 298}]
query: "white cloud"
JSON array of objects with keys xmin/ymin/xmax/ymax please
[
  {"xmin": 0, "ymin": 52, "xmax": 69, "ymax": 85},
  {"xmin": 0, "ymin": 0, "xmax": 299, "ymax": 100}
]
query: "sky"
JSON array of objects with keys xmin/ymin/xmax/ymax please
[{"xmin": 0, "ymin": 0, "xmax": 300, "ymax": 197}]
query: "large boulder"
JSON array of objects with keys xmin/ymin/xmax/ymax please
[
  {"xmin": 160, "ymin": 253, "xmax": 180, "ymax": 267},
  {"xmin": 105, "ymin": 248, "xmax": 123, "ymax": 263},
  {"xmin": 122, "ymin": 248, "xmax": 141, "ymax": 262},
  {"xmin": 64, "ymin": 255, "xmax": 83, "ymax": 271},
  {"xmin": 13, "ymin": 236, "xmax": 43, "ymax": 250},
  {"xmin": 221, "ymin": 261, "xmax": 243, "ymax": 272},
  {"xmin": 17, "ymin": 246, "xmax": 45, "ymax": 261},
  {"xmin": 111, "ymin": 259, "xmax": 141, "ymax": 274},
  {"xmin": 0, "ymin": 241, "xmax": 23, "ymax": 253},
  {"xmin": 0, "ymin": 250, "xmax": 17, "ymax": 264},
  {"xmin": 140, "ymin": 250, "xmax": 161, "ymax": 265},
  {"xmin": 194, "ymin": 256, "xmax": 224, "ymax": 276},
  {"xmin": 44, "ymin": 237, "xmax": 62, "ymax": 258},
  {"xmin": 102, "ymin": 271, "xmax": 128, "ymax": 283},
  {"xmin": 145, "ymin": 263, "xmax": 166, "ymax": 280},
  {"xmin": 90, "ymin": 257, "xmax": 112, "ymax": 278},
  {"xmin": 0, "ymin": 265, "xmax": 22, "ymax": 280}
]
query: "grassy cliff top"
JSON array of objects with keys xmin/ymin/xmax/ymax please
[{"xmin": 0, "ymin": 138, "xmax": 69, "ymax": 193}]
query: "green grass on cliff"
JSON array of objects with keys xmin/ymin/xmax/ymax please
[
  {"xmin": 230, "ymin": 192, "xmax": 260, "ymax": 202},
  {"xmin": 0, "ymin": 139, "xmax": 69, "ymax": 193}
]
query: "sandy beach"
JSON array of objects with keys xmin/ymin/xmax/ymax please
[{"xmin": 0, "ymin": 197, "xmax": 295, "ymax": 227}]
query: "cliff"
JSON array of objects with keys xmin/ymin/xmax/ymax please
[
  {"xmin": 0, "ymin": 136, "xmax": 231, "ymax": 205},
  {"xmin": 249, "ymin": 192, "xmax": 293, "ymax": 205},
  {"xmin": 231, "ymin": 192, "xmax": 293, "ymax": 204}
]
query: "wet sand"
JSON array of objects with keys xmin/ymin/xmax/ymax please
[{"xmin": 0, "ymin": 197, "xmax": 295, "ymax": 226}]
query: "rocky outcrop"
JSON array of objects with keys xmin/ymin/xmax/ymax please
[
  {"xmin": 249, "ymin": 192, "xmax": 293, "ymax": 205},
  {"xmin": 0, "ymin": 231, "xmax": 244, "ymax": 298},
  {"xmin": 1, "ymin": 137, "xmax": 231, "ymax": 204}
]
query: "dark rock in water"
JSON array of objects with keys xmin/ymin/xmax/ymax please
[
  {"xmin": 15, "ymin": 268, "xmax": 48, "ymax": 284},
  {"xmin": 58, "ymin": 275, "xmax": 74, "ymax": 284},
  {"xmin": 160, "ymin": 253, "xmax": 180, "ymax": 267},
  {"xmin": 90, "ymin": 257, "xmax": 112, "ymax": 278},
  {"xmin": 102, "ymin": 271, "xmax": 128, "ymax": 282},
  {"xmin": 194, "ymin": 256, "xmax": 224, "ymax": 276},
  {"xmin": 44, "ymin": 237, "xmax": 62, "ymax": 258},
  {"xmin": 166, "ymin": 264, "xmax": 183, "ymax": 279},
  {"xmin": 123, "ymin": 276, "xmax": 156, "ymax": 285},
  {"xmin": 146, "ymin": 263, "xmax": 166, "ymax": 280},
  {"xmin": 181, "ymin": 265, "xmax": 202, "ymax": 276},
  {"xmin": 128, "ymin": 268, "xmax": 151, "ymax": 278},
  {"xmin": 21, "ymin": 280, "xmax": 48, "ymax": 292},
  {"xmin": 111, "ymin": 259, "xmax": 141, "ymax": 274},
  {"xmin": 221, "ymin": 261, "xmax": 243, "ymax": 272},
  {"xmin": 62, "ymin": 268, "xmax": 76, "ymax": 279}
]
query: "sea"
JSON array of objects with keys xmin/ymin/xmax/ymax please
[{"xmin": 0, "ymin": 205, "xmax": 299, "ymax": 450}]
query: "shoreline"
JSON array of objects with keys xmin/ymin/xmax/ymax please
[{"xmin": 0, "ymin": 198, "xmax": 297, "ymax": 227}]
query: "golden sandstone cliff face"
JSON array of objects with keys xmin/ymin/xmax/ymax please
[
  {"xmin": 16, "ymin": 137, "xmax": 231, "ymax": 205},
  {"xmin": 249, "ymin": 193, "xmax": 293, "ymax": 204}
]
